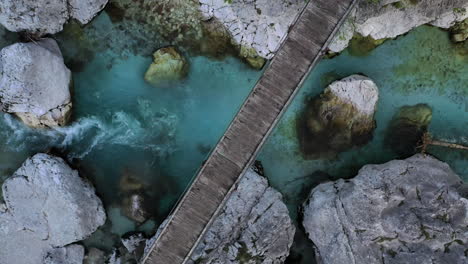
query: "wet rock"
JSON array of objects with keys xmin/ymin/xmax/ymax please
[
  {"xmin": 122, "ymin": 193, "xmax": 150, "ymax": 224},
  {"xmin": 199, "ymin": 0, "xmax": 306, "ymax": 60},
  {"xmin": 450, "ymin": 18, "xmax": 468, "ymax": 42},
  {"xmin": 0, "ymin": 153, "xmax": 106, "ymax": 264},
  {"xmin": 239, "ymin": 46, "xmax": 266, "ymax": 70},
  {"xmin": 298, "ymin": 75, "xmax": 379, "ymax": 159},
  {"xmin": 144, "ymin": 47, "xmax": 188, "ymax": 85},
  {"xmin": 0, "ymin": 0, "xmax": 108, "ymax": 35},
  {"xmin": 302, "ymin": 154, "xmax": 468, "ymax": 264},
  {"xmin": 84, "ymin": 248, "xmax": 107, "ymax": 264},
  {"xmin": 187, "ymin": 169, "xmax": 295, "ymax": 263},
  {"xmin": 0, "ymin": 39, "xmax": 72, "ymax": 128},
  {"xmin": 44, "ymin": 244, "xmax": 85, "ymax": 264},
  {"xmin": 330, "ymin": 0, "xmax": 468, "ymax": 53},
  {"xmin": 385, "ymin": 104, "xmax": 432, "ymax": 157}
]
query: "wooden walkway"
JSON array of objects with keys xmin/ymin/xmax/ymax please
[{"xmin": 141, "ymin": 0, "xmax": 357, "ymax": 263}]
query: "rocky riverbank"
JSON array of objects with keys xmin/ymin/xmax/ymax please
[{"xmin": 302, "ymin": 154, "xmax": 468, "ymax": 264}]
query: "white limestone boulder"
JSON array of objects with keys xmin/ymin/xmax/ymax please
[
  {"xmin": 199, "ymin": 0, "xmax": 306, "ymax": 59},
  {"xmin": 0, "ymin": 39, "xmax": 72, "ymax": 128},
  {"xmin": 0, "ymin": 153, "xmax": 106, "ymax": 264},
  {"xmin": 302, "ymin": 154, "xmax": 468, "ymax": 264},
  {"xmin": 330, "ymin": 0, "xmax": 468, "ymax": 53},
  {"xmin": 0, "ymin": 0, "xmax": 108, "ymax": 35},
  {"xmin": 190, "ymin": 169, "xmax": 295, "ymax": 263}
]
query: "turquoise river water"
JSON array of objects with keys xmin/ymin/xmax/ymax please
[{"xmin": 0, "ymin": 8, "xmax": 466, "ymax": 262}]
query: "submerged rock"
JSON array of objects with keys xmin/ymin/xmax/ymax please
[
  {"xmin": 0, "ymin": 39, "xmax": 72, "ymax": 128},
  {"xmin": 144, "ymin": 47, "xmax": 188, "ymax": 85},
  {"xmin": 302, "ymin": 154, "xmax": 468, "ymax": 264},
  {"xmin": 330, "ymin": 0, "xmax": 468, "ymax": 53},
  {"xmin": 385, "ymin": 104, "xmax": 432, "ymax": 157},
  {"xmin": 122, "ymin": 193, "xmax": 150, "ymax": 224},
  {"xmin": 0, "ymin": 0, "xmax": 108, "ymax": 35},
  {"xmin": 0, "ymin": 153, "xmax": 106, "ymax": 264},
  {"xmin": 298, "ymin": 74, "xmax": 379, "ymax": 159},
  {"xmin": 188, "ymin": 169, "xmax": 295, "ymax": 263},
  {"xmin": 199, "ymin": 0, "xmax": 306, "ymax": 60}
]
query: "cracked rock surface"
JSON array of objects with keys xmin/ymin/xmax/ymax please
[
  {"xmin": 302, "ymin": 154, "xmax": 468, "ymax": 264},
  {"xmin": 199, "ymin": 0, "xmax": 306, "ymax": 59},
  {"xmin": 0, "ymin": 153, "xmax": 106, "ymax": 264},
  {"xmin": 0, "ymin": 38, "xmax": 72, "ymax": 128},
  {"xmin": 188, "ymin": 169, "xmax": 295, "ymax": 264},
  {"xmin": 0, "ymin": 0, "xmax": 108, "ymax": 35},
  {"xmin": 330, "ymin": 0, "xmax": 468, "ymax": 53}
]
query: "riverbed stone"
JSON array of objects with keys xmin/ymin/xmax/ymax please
[
  {"xmin": 302, "ymin": 154, "xmax": 468, "ymax": 264},
  {"xmin": 0, "ymin": 153, "xmax": 106, "ymax": 264},
  {"xmin": 298, "ymin": 74, "xmax": 379, "ymax": 159},
  {"xmin": 330, "ymin": 0, "xmax": 468, "ymax": 53},
  {"xmin": 199, "ymin": 0, "xmax": 306, "ymax": 60},
  {"xmin": 0, "ymin": 39, "xmax": 72, "ymax": 128},
  {"xmin": 0, "ymin": 0, "xmax": 108, "ymax": 35},
  {"xmin": 144, "ymin": 47, "xmax": 188, "ymax": 85}
]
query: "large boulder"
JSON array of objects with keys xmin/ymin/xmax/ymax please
[
  {"xmin": 144, "ymin": 47, "xmax": 188, "ymax": 85},
  {"xmin": 145, "ymin": 169, "xmax": 295, "ymax": 264},
  {"xmin": 0, "ymin": 153, "xmax": 106, "ymax": 264},
  {"xmin": 302, "ymin": 154, "xmax": 468, "ymax": 264},
  {"xmin": 298, "ymin": 74, "xmax": 379, "ymax": 159},
  {"xmin": 0, "ymin": 0, "xmax": 108, "ymax": 35},
  {"xmin": 329, "ymin": 0, "xmax": 468, "ymax": 53},
  {"xmin": 0, "ymin": 39, "xmax": 72, "ymax": 128},
  {"xmin": 199, "ymin": 0, "xmax": 306, "ymax": 60}
]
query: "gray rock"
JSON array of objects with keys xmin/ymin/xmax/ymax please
[
  {"xmin": 0, "ymin": 153, "xmax": 106, "ymax": 264},
  {"xmin": 68, "ymin": 0, "xmax": 108, "ymax": 25},
  {"xmin": 189, "ymin": 169, "xmax": 295, "ymax": 264},
  {"xmin": 0, "ymin": 0, "xmax": 108, "ymax": 35},
  {"xmin": 302, "ymin": 154, "xmax": 468, "ymax": 264},
  {"xmin": 199, "ymin": 0, "xmax": 306, "ymax": 59},
  {"xmin": 0, "ymin": 39, "xmax": 72, "ymax": 128},
  {"xmin": 84, "ymin": 248, "xmax": 107, "ymax": 264},
  {"xmin": 44, "ymin": 244, "xmax": 85, "ymax": 264},
  {"xmin": 330, "ymin": 0, "xmax": 468, "ymax": 53}
]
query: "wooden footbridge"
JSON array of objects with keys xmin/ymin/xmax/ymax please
[{"xmin": 141, "ymin": 0, "xmax": 357, "ymax": 263}]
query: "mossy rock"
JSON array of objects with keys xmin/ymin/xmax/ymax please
[
  {"xmin": 384, "ymin": 104, "xmax": 432, "ymax": 157},
  {"xmin": 348, "ymin": 33, "xmax": 387, "ymax": 57},
  {"xmin": 239, "ymin": 46, "xmax": 266, "ymax": 70},
  {"xmin": 144, "ymin": 47, "xmax": 188, "ymax": 85},
  {"xmin": 450, "ymin": 18, "xmax": 468, "ymax": 43}
]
